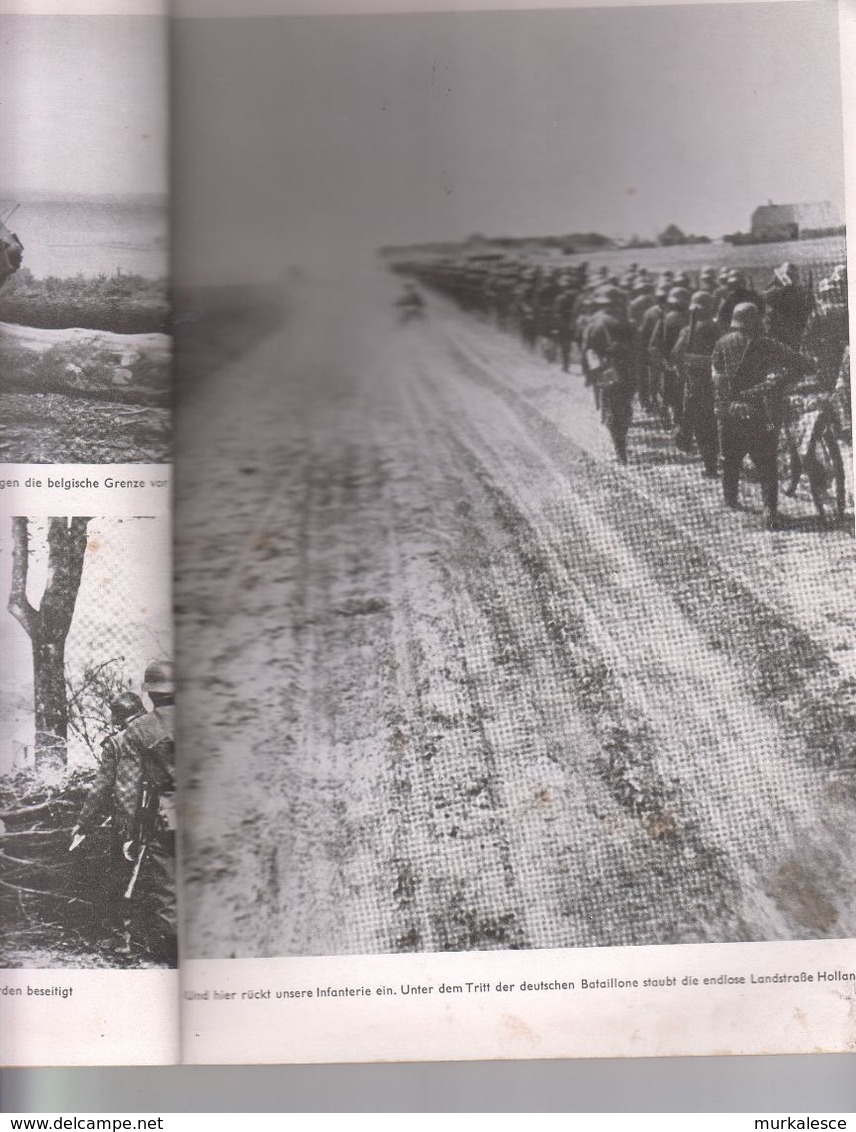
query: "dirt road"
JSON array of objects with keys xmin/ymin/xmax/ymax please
[{"xmin": 178, "ymin": 268, "xmax": 856, "ymax": 958}]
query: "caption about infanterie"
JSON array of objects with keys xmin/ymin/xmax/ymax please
[{"xmin": 184, "ymin": 967, "xmax": 854, "ymax": 1003}]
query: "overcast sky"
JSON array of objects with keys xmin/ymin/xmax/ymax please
[
  {"xmin": 173, "ymin": 1, "xmax": 845, "ymax": 282},
  {"xmin": 0, "ymin": 15, "xmax": 167, "ymax": 198}
]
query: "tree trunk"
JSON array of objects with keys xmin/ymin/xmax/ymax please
[
  {"xmin": 32, "ymin": 635, "xmax": 69, "ymax": 772},
  {"xmin": 8, "ymin": 517, "xmax": 91, "ymax": 770}
]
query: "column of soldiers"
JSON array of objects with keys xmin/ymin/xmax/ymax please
[
  {"xmin": 394, "ymin": 253, "xmax": 850, "ymax": 530},
  {"xmin": 70, "ymin": 659, "xmax": 177, "ymax": 966}
]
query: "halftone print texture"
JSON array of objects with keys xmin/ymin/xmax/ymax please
[{"xmin": 178, "ymin": 264, "xmax": 855, "ymax": 960}]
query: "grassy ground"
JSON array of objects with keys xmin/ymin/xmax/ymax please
[{"xmin": 0, "ymin": 390, "xmax": 171, "ymax": 462}]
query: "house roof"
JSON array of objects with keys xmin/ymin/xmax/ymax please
[{"xmin": 751, "ymin": 201, "xmax": 842, "ymax": 230}]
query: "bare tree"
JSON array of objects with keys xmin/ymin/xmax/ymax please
[
  {"xmin": 8, "ymin": 517, "xmax": 92, "ymax": 769},
  {"xmin": 66, "ymin": 656, "xmax": 130, "ymax": 755}
]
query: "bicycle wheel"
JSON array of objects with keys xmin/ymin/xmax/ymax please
[
  {"xmin": 807, "ymin": 426, "xmax": 845, "ymax": 522},
  {"xmin": 777, "ymin": 428, "xmax": 801, "ymax": 497}
]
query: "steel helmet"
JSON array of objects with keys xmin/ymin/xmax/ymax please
[
  {"xmin": 594, "ymin": 285, "xmax": 624, "ymax": 307},
  {"xmin": 730, "ymin": 302, "xmax": 761, "ymax": 330},
  {"xmin": 667, "ymin": 287, "xmax": 691, "ymax": 308},
  {"xmin": 110, "ymin": 691, "xmax": 145, "ymax": 727},
  {"xmin": 689, "ymin": 290, "xmax": 714, "ymax": 313},
  {"xmin": 143, "ymin": 659, "xmax": 174, "ymax": 695}
]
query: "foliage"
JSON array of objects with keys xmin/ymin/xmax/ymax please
[
  {"xmin": 0, "ymin": 765, "xmax": 164, "ymax": 968},
  {"xmin": 0, "ymin": 332, "xmax": 171, "ymax": 406},
  {"xmin": 0, "ymin": 268, "xmax": 169, "ymax": 334},
  {"xmin": 66, "ymin": 657, "xmax": 132, "ymax": 755}
]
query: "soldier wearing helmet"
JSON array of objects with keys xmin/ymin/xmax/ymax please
[
  {"xmin": 712, "ymin": 302, "xmax": 814, "ymax": 528},
  {"xmin": 71, "ymin": 660, "xmax": 176, "ymax": 964},
  {"xmin": 763, "ymin": 262, "xmax": 813, "ymax": 349},
  {"xmin": 637, "ymin": 280, "xmax": 671, "ymax": 413},
  {"xmin": 651, "ymin": 287, "xmax": 692, "ymax": 427},
  {"xmin": 582, "ymin": 287, "xmax": 635, "ymax": 462},
  {"xmin": 802, "ymin": 276, "xmax": 848, "ymax": 391},
  {"xmin": 671, "ymin": 291, "xmax": 720, "ymax": 476},
  {"xmin": 67, "ymin": 690, "xmax": 146, "ymax": 942},
  {"xmin": 550, "ymin": 276, "xmax": 581, "ymax": 373},
  {"xmin": 698, "ymin": 266, "xmax": 717, "ymax": 294},
  {"xmin": 716, "ymin": 269, "xmax": 765, "ymax": 335}
]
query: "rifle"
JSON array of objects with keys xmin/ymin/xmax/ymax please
[{"xmin": 123, "ymin": 781, "xmax": 160, "ymax": 901}]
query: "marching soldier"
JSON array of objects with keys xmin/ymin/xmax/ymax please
[
  {"xmin": 583, "ymin": 286, "xmax": 635, "ymax": 464},
  {"xmin": 659, "ymin": 287, "xmax": 692, "ymax": 428},
  {"xmin": 551, "ymin": 279, "xmax": 579, "ymax": 373},
  {"xmin": 763, "ymin": 262, "xmax": 813, "ymax": 349},
  {"xmin": 715, "ymin": 269, "xmax": 765, "ymax": 335},
  {"xmin": 671, "ymin": 291, "xmax": 719, "ymax": 477},
  {"xmin": 802, "ymin": 277, "xmax": 849, "ymax": 391},
  {"xmin": 639, "ymin": 281, "xmax": 670, "ymax": 416},
  {"xmin": 712, "ymin": 303, "xmax": 814, "ymax": 529}
]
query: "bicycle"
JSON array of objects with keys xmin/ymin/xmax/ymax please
[{"xmin": 777, "ymin": 379, "xmax": 846, "ymax": 525}]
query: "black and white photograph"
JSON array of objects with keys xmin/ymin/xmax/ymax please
[
  {"xmin": 175, "ymin": 0, "xmax": 855, "ymax": 961},
  {"xmin": 0, "ymin": 516, "xmax": 176, "ymax": 969},
  {"xmin": 0, "ymin": 13, "xmax": 170, "ymax": 463}
]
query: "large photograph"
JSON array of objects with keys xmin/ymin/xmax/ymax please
[
  {"xmin": 175, "ymin": 1, "xmax": 855, "ymax": 959},
  {"xmin": 0, "ymin": 517, "xmax": 175, "ymax": 968},
  {"xmin": 0, "ymin": 15, "xmax": 170, "ymax": 463}
]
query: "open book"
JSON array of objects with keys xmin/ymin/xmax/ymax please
[{"xmin": 1, "ymin": 0, "xmax": 855, "ymax": 1067}]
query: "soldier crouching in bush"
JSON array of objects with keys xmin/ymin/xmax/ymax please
[{"xmin": 70, "ymin": 661, "xmax": 176, "ymax": 966}]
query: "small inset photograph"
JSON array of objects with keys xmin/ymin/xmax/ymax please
[
  {"xmin": 0, "ymin": 14, "xmax": 169, "ymax": 463},
  {"xmin": 0, "ymin": 517, "xmax": 175, "ymax": 969}
]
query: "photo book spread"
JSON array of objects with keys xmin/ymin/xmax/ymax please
[{"xmin": 0, "ymin": 0, "xmax": 854, "ymax": 1067}]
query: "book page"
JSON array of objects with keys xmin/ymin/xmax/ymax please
[
  {"xmin": 175, "ymin": 0, "xmax": 855, "ymax": 1064},
  {"xmin": 0, "ymin": 1, "xmax": 178, "ymax": 1066}
]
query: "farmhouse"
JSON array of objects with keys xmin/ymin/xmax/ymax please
[{"xmin": 750, "ymin": 200, "xmax": 843, "ymax": 242}]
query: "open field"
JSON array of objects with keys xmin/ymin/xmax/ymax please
[
  {"xmin": 178, "ymin": 266, "xmax": 856, "ymax": 959},
  {"xmin": 495, "ymin": 234, "xmax": 846, "ymax": 292}
]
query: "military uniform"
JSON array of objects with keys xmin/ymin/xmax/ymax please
[
  {"xmin": 763, "ymin": 280, "xmax": 813, "ymax": 349},
  {"xmin": 658, "ymin": 304, "xmax": 690, "ymax": 427},
  {"xmin": 639, "ymin": 300, "xmax": 666, "ymax": 414},
  {"xmin": 715, "ymin": 285, "xmax": 765, "ymax": 335},
  {"xmin": 712, "ymin": 326, "xmax": 813, "ymax": 523},
  {"xmin": 75, "ymin": 678, "xmax": 176, "ymax": 965},
  {"xmin": 672, "ymin": 314, "xmax": 719, "ymax": 476},
  {"xmin": 583, "ymin": 303, "xmax": 635, "ymax": 463},
  {"xmin": 802, "ymin": 304, "xmax": 849, "ymax": 391}
]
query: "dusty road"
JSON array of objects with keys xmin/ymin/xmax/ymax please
[{"xmin": 178, "ymin": 268, "xmax": 856, "ymax": 958}]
